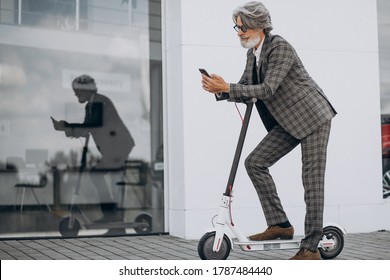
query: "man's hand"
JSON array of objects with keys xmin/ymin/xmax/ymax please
[
  {"xmin": 201, "ymin": 73, "xmax": 229, "ymax": 94},
  {"xmin": 51, "ymin": 117, "xmax": 66, "ymax": 131}
]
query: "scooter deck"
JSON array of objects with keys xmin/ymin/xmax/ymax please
[{"xmin": 235, "ymin": 238, "xmax": 301, "ymax": 251}]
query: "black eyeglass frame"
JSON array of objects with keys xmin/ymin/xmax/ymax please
[{"xmin": 233, "ymin": 24, "xmax": 248, "ymax": 32}]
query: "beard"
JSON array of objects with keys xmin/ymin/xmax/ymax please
[{"xmin": 240, "ymin": 34, "xmax": 261, "ymax": 49}]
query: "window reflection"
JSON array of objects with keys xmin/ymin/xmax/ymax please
[
  {"xmin": 52, "ymin": 74, "xmax": 139, "ymax": 236},
  {"xmin": 0, "ymin": 0, "xmax": 163, "ymax": 238},
  {"xmin": 0, "ymin": 0, "xmax": 150, "ymax": 35}
]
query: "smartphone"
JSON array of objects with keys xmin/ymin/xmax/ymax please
[
  {"xmin": 199, "ymin": 68, "xmax": 211, "ymax": 78},
  {"xmin": 50, "ymin": 116, "xmax": 57, "ymax": 124}
]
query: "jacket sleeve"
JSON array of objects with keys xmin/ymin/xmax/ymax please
[
  {"xmin": 229, "ymin": 40, "xmax": 296, "ymax": 101},
  {"xmin": 64, "ymin": 102, "xmax": 103, "ymax": 138},
  {"xmin": 216, "ymin": 50, "xmax": 252, "ymax": 102}
]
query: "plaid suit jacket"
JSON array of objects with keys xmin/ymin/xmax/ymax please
[{"xmin": 227, "ymin": 35, "xmax": 336, "ymax": 139}]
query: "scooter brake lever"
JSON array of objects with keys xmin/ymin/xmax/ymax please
[{"xmin": 211, "ymin": 214, "xmax": 218, "ymax": 227}]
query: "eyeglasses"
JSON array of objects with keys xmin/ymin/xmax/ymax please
[{"xmin": 233, "ymin": 24, "xmax": 248, "ymax": 33}]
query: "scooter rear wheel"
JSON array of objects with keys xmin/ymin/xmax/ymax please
[
  {"xmin": 198, "ymin": 231, "xmax": 231, "ymax": 260},
  {"xmin": 319, "ymin": 226, "xmax": 344, "ymax": 259},
  {"xmin": 58, "ymin": 216, "xmax": 81, "ymax": 237},
  {"xmin": 134, "ymin": 213, "xmax": 152, "ymax": 233}
]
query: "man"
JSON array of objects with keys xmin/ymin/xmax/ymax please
[
  {"xmin": 201, "ymin": 1, "xmax": 336, "ymax": 260},
  {"xmin": 52, "ymin": 74, "xmax": 135, "ymax": 223}
]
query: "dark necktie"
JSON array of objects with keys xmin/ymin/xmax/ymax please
[{"xmin": 252, "ymin": 55, "xmax": 259, "ymax": 84}]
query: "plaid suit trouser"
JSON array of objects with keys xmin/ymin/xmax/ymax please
[{"xmin": 245, "ymin": 120, "xmax": 332, "ymax": 251}]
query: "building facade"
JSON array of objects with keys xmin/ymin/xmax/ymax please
[{"xmin": 0, "ymin": 0, "xmax": 389, "ymax": 240}]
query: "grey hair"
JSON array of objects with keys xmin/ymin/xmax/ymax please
[
  {"xmin": 232, "ymin": 1, "xmax": 273, "ymax": 34},
  {"xmin": 72, "ymin": 74, "xmax": 98, "ymax": 92}
]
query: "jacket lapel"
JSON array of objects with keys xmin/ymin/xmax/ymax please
[{"xmin": 258, "ymin": 35, "xmax": 271, "ymax": 81}]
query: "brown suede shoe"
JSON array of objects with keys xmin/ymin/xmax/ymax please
[
  {"xmin": 289, "ymin": 248, "xmax": 321, "ymax": 260},
  {"xmin": 249, "ymin": 226, "xmax": 294, "ymax": 241}
]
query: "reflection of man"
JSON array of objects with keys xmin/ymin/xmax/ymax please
[{"xmin": 52, "ymin": 74, "xmax": 134, "ymax": 221}]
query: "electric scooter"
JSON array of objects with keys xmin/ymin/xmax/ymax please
[
  {"xmin": 197, "ymin": 98, "xmax": 345, "ymax": 260},
  {"xmin": 58, "ymin": 134, "xmax": 152, "ymax": 237}
]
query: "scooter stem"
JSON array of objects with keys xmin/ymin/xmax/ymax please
[
  {"xmin": 214, "ymin": 98, "xmax": 256, "ymax": 252},
  {"xmin": 224, "ymin": 98, "xmax": 256, "ymax": 196}
]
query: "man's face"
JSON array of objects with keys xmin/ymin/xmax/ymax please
[
  {"xmin": 73, "ymin": 89, "xmax": 92, "ymax": 103},
  {"xmin": 236, "ymin": 16, "xmax": 263, "ymax": 49}
]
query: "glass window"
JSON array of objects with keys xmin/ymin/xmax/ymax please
[
  {"xmin": 378, "ymin": 0, "xmax": 390, "ymax": 199},
  {"xmin": 0, "ymin": 0, "xmax": 164, "ymax": 238}
]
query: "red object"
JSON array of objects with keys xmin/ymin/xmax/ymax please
[{"xmin": 381, "ymin": 124, "xmax": 390, "ymax": 156}]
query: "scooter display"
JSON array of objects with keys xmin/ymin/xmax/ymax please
[
  {"xmin": 197, "ymin": 98, "xmax": 345, "ymax": 260},
  {"xmin": 58, "ymin": 134, "xmax": 152, "ymax": 237}
]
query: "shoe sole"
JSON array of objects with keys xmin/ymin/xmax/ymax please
[
  {"xmin": 280, "ymin": 235, "xmax": 294, "ymax": 240},
  {"xmin": 249, "ymin": 235, "xmax": 294, "ymax": 241}
]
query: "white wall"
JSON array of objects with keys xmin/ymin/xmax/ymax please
[{"xmin": 164, "ymin": 0, "xmax": 390, "ymax": 239}]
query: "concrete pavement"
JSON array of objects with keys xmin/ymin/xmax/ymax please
[{"xmin": 0, "ymin": 230, "xmax": 389, "ymax": 260}]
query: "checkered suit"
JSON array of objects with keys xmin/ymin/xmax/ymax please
[
  {"xmin": 228, "ymin": 35, "xmax": 336, "ymax": 251},
  {"xmin": 229, "ymin": 35, "xmax": 336, "ymax": 139}
]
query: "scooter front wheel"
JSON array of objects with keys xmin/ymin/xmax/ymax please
[
  {"xmin": 198, "ymin": 231, "xmax": 231, "ymax": 260},
  {"xmin": 58, "ymin": 216, "xmax": 81, "ymax": 237},
  {"xmin": 319, "ymin": 226, "xmax": 344, "ymax": 259}
]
